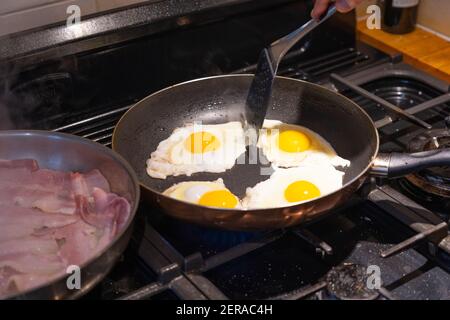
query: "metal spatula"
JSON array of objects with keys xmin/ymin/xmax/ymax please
[{"xmin": 244, "ymin": 4, "xmax": 337, "ymax": 131}]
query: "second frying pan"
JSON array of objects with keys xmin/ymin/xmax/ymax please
[
  {"xmin": 112, "ymin": 75, "xmax": 450, "ymax": 230},
  {"xmin": 0, "ymin": 131, "xmax": 140, "ymax": 299}
]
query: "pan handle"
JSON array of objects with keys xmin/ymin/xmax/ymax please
[{"xmin": 371, "ymin": 148, "xmax": 450, "ymax": 178}]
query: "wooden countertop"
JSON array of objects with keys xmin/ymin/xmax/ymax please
[{"xmin": 357, "ymin": 20, "xmax": 450, "ymax": 83}]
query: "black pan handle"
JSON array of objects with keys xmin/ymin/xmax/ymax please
[{"xmin": 371, "ymin": 148, "xmax": 450, "ymax": 178}]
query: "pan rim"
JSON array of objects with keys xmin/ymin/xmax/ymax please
[
  {"xmin": 112, "ymin": 74, "xmax": 380, "ymax": 213},
  {"xmin": 0, "ymin": 129, "xmax": 140, "ymax": 299}
]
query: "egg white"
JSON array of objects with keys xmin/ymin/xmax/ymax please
[
  {"xmin": 257, "ymin": 119, "xmax": 350, "ymax": 169},
  {"xmin": 147, "ymin": 121, "xmax": 246, "ymax": 179},
  {"xmin": 163, "ymin": 178, "xmax": 241, "ymax": 208},
  {"xmin": 242, "ymin": 165, "xmax": 344, "ymax": 209}
]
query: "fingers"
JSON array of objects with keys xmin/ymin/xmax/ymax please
[
  {"xmin": 311, "ymin": 0, "xmax": 363, "ymax": 19},
  {"xmin": 311, "ymin": 0, "xmax": 331, "ymax": 19},
  {"xmin": 336, "ymin": 0, "xmax": 362, "ymax": 13}
]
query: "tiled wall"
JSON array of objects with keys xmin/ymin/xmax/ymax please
[
  {"xmin": 417, "ymin": 0, "xmax": 450, "ymax": 38},
  {"xmin": 357, "ymin": 0, "xmax": 450, "ymax": 38}
]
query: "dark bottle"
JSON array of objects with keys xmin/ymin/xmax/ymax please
[{"xmin": 378, "ymin": 0, "xmax": 420, "ymax": 34}]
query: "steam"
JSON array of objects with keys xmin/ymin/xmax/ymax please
[
  {"xmin": 0, "ymin": 57, "xmax": 59, "ymax": 130},
  {"xmin": 0, "ymin": 67, "xmax": 17, "ymax": 130},
  {"xmin": 0, "ymin": 63, "xmax": 34, "ymax": 130},
  {"xmin": 0, "ymin": 100, "xmax": 14, "ymax": 129}
]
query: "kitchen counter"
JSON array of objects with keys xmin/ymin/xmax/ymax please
[{"xmin": 357, "ymin": 20, "xmax": 450, "ymax": 83}]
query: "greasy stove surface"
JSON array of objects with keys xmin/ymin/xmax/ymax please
[
  {"xmin": 84, "ymin": 190, "xmax": 450, "ymax": 300},
  {"xmin": 1, "ymin": 0, "xmax": 449, "ymax": 300}
]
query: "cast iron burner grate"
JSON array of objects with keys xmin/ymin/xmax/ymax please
[
  {"xmin": 53, "ymin": 106, "xmax": 130, "ymax": 147},
  {"xmin": 343, "ymin": 77, "xmax": 450, "ymax": 128},
  {"xmin": 233, "ymin": 47, "xmax": 371, "ymax": 82}
]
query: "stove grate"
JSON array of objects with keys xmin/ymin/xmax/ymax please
[
  {"xmin": 53, "ymin": 105, "xmax": 130, "ymax": 147},
  {"xmin": 232, "ymin": 47, "xmax": 371, "ymax": 81}
]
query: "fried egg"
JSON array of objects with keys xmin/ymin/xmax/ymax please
[
  {"xmin": 242, "ymin": 165, "xmax": 344, "ymax": 209},
  {"xmin": 163, "ymin": 179, "xmax": 241, "ymax": 209},
  {"xmin": 147, "ymin": 122, "xmax": 246, "ymax": 179},
  {"xmin": 257, "ymin": 119, "xmax": 350, "ymax": 168}
]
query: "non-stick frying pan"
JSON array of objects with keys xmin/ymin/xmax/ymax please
[{"xmin": 112, "ymin": 75, "xmax": 450, "ymax": 230}]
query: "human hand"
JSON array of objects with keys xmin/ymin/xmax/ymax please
[{"xmin": 311, "ymin": 0, "xmax": 365, "ymax": 19}]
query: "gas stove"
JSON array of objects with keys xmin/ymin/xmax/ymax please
[{"xmin": 0, "ymin": 0, "xmax": 449, "ymax": 300}]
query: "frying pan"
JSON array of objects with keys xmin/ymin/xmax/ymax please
[
  {"xmin": 0, "ymin": 131, "xmax": 140, "ymax": 299},
  {"xmin": 112, "ymin": 75, "xmax": 450, "ymax": 231}
]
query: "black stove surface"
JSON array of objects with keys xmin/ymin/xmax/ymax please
[
  {"xmin": 1, "ymin": 0, "xmax": 450, "ymax": 301},
  {"xmin": 84, "ymin": 191, "xmax": 450, "ymax": 300}
]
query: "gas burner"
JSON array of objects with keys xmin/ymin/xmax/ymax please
[
  {"xmin": 398, "ymin": 178, "xmax": 450, "ymax": 219},
  {"xmin": 405, "ymin": 117, "xmax": 450, "ymax": 199},
  {"xmin": 325, "ymin": 263, "xmax": 379, "ymax": 300}
]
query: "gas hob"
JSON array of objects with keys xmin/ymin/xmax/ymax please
[{"xmin": 0, "ymin": 0, "xmax": 449, "ymax": 300}]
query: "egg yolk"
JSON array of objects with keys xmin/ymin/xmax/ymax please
[
  {"xmin": 277, "ymin": 130, "xmax": 311, "ymax": 153},
  {"xmin": 185, "ymin": 131, "xmax": 221, "ymax": 154},
  {"xmin": 198, "ymin": 189, "xmax": 238, "ymax": 208},
  {"xmin": 284, "ymin": 180, "xmax": 321, "ymax": 202}
]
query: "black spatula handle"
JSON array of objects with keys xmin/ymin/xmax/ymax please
[{"xmin": 268, "ymin": 3, "xmax": 337, "ymax": 69}]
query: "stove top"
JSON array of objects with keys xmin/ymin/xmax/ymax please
[
  {"xmin": 1, "ymin": 0, "xmax": 449, "ymax": 301},
  {"xmin": 75, "ymin": 55, "xmax": 450, "ymax": 301},
  {"xmin": 81, "ymin": 187, "xmax": 450, "ymax": 300}
]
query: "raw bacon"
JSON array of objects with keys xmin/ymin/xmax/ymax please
[
  {"xmin": 0, "ymin": 159, "xmax": 39, "ymax": 171},
  {"xmin": 77, "ymin": 188, "xmax": 130, "ymax": 236},
  {"xmin": 0, "ymin": 253, "xmax": 65, "ymax": 275},
  {"xmin": 83, "ymin": 169, "xmax": 111, "ymax": 193},
  {"xmin": 0, "ymin": 159, "xmax": 131, "ymax": 299},
  {"xmin": 0, "ymin": 205, "xmax": 78, "ymax": 230},
  {"xmin": 0, "ymin": 166, "xmax": 112, "ymax": 215},
  {"xmin": 0, "ymin": 238, "xmax": 59, "ymax": 258},
  {"xmin": 44, "ymin": 220, "xmax": 100, "ymax": 266}
]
